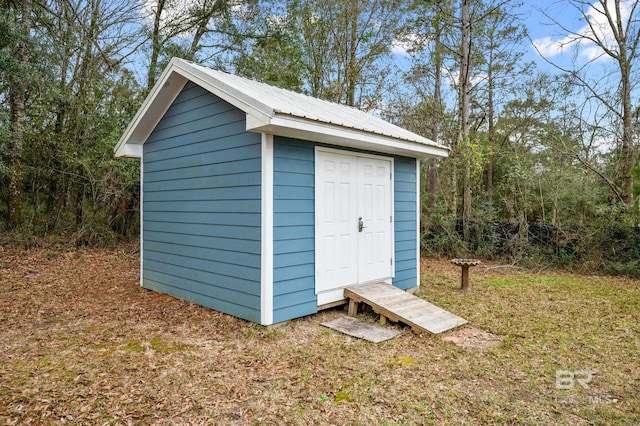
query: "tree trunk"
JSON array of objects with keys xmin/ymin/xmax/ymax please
[
  {"xmin": 428, "ymin": 158, "xmax": 437, "ymax": 208},
  {"xmin": 429, "ymin": 15, "xmax": 444, "ymax": 209},
  {"xmin": 610, "ymin": 0, "xmax": 635, "ymax": 205},
  {"xmin": 451, "ymin": 157, "xmax": 458, "ymax": 218},
  {"xmin": 486, "ymin": 157, "xmax": 493, "ymax": 204},
  {"xmin": 188, "ymin": 0, "xmax": 221, "ymax": 60},
  {"xmin": 346, "ymin": 0, "xmax": 358, "ymax": 106},
  {"xmin": 147, "ymin": 0, "xmax": 166, "ymax": 92},
  {"xmin": 621, "ymin": 59, "xmax": 634, "ymax": 204},
  {"xmin": 560, "ymin": 0, "xmax": 637, "ymax": 205},
  {"xmin": 8, "ymin": 0, "xmax": 32, "ymax": 228},
  {"xmin": 486, "ymin": 40, "xmax": 495, "ymax": 209},
  {"xmin": 459, "ymin": 0, "xmax": 471, "ymax": 242}
]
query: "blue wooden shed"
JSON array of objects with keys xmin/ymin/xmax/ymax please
[{"xmin": 114, "ymin": 58, "xmax": 448, "ymax": 325}]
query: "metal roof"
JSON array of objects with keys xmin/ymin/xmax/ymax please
[{"xmin": 114, "ymin": 58, "xmax": 449, "ymax": 158}]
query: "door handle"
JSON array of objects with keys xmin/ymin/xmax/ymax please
[{"xmin": 358, "ymin": 217, "xmax": 366, "ymax": 232}]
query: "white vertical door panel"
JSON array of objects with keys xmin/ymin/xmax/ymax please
[
  {"xmin": 316, "ymin": 152, "xmax": 358, "ymax": 292},
  {"xmin": 316, "ymin": 149, "xmax": 393, "ymax": 303},
  {"xmin": 358, "ymin": 158, "xmax": 392, "ymax": 283}
]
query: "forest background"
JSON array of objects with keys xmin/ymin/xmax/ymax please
[{"xmin": 2, "ymin": 0, "xmax": 640, "ymax": 277}]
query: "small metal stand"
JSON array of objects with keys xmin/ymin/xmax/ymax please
[{"xmin": 451, "ymin": 259, "xmax": 481, "ymax": 291}]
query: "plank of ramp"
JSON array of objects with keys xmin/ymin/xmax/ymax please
[
  {"xmin": 344, "ymin": 283, "xmax": 467, "ymax": 334},
  {"xmin": 321, "ymin": 316, "xmax": 400, "ymax": 343}
]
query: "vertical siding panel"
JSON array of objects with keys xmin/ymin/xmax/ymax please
[
  {"xmin": 142, "ymin": 82, "xmax": 262, "ymax": 323},
  {"xmin": 392, "ymin": 155, "xmax": 418, "ymax": 290},
  {"xmin": 272, "ymin": 137, "xmax": 317, "ymax": 323}
]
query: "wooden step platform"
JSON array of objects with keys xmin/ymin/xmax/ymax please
[{"xmin": 344, "ymin": 282, "xmax": 467, "ymax": 334}]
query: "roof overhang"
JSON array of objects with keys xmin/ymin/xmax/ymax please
[
  {"xmin": 114, "ymin": 58, "xmax": 449, "ymax": 159},
  {"xmin": 247, "ymin": 114, "xmax": 448, "ymax": 158},
  {"xmin": 114, "ymin": 59, "xmax": 277, "ymax": 158},
  {"xmin": 114, "ymin": 65, "xmax": 187, "ymax": 158}
]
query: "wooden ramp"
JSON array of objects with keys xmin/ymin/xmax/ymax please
[{"xmin": 344, "ymin": 282, "xmax": 467, "ymax": 334}]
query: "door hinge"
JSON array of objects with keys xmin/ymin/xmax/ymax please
[
  {"xmin": 390, "ymin": 258, "xmax": 393, "ymax": 265},
  {"xmin": 390, "ymin": 215, "xmax": 392, "ymax": 223}
]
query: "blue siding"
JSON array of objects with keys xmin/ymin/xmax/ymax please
[
  {"xmin": 140, "ymin": 80, "xmax": 420, "ymax": 324},
  {"xmin": 272, "ymin": 137, "xmax": 317, "ymax": 323},
  {"xmin": 142, "ymin": 82, "xmax": 262, "ymax": 323},
  {"xmin": 392, "ymin": 156, "xmax": 418, "ymax": 290},
  {"xmin": 270, "ymin": 138, "xmax": 420, "ymax": 323}
]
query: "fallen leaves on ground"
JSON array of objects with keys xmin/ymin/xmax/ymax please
[{"xmin": 0, "ymin": 242, "xmax": 638, "ymax": 424}]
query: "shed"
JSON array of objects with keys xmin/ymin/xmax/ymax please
[{"xmin": 114, "ymin": 58, "xmax": 449, "ymax": 325}]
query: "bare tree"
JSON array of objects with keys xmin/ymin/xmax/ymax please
[
  {"xmin": 291, "ymin": 0, "xmax": 406, "ymax": 108},
  {"xmin": 145, "ymin": 0, "xmax": 255, "ymax": 90},
  {"xmin": 536, "ymin": 0, "xmax": 640, "ymax": 204},
  {"xmin": 459, "ymin": 0, "xmax": 472, "ymax": 241},
  {"xmin": 147, "ymin": 0, "xmax": 168, "ymax": 91}
]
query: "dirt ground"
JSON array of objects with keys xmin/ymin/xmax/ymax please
[{"xmin": 1, "ymin": 241, "xmax": 637, "ymax": 425}]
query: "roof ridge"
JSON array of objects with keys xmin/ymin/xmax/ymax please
[
  {"xmin": 186, "ymin": 61, "xmax": 447, "ymax": 149},
  {"xmin": 188, "ymin": 60, "xmax": 367, "ymax": 114}
]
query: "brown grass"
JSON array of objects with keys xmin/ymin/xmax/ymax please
[{"xmin": 0, "ymin": 242, "xmax": 638, "ymax": 425}]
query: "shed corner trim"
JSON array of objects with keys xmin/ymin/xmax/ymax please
[{"xmin": 260, "ymin": 133, "xmax": 275, "ymax": 326}]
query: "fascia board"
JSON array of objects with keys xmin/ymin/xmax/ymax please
[
  {"xmin": 249, "ymin": 115, "xmax": 449, "ymax": 159},
  {"xmin": 171, "ymin": 60, "xmax": 273, "ymax": 126},
  {"xmin": 114, "ymin": 61, "xmax": 187, "ymax": 158},
  {"xmin": 114, "ymin": 58, "xmax": 273, "ymax": 158}
]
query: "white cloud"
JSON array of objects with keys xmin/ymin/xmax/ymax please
[
  {"xmin": 141, "ymin": 0, "xmax": 193, "ymax": 32},
  {"xmin": 532, "ymin": 0, "xmax": 634, "ymax": 61},
  {"xmin": 532, "ymin": 35, "xmax": 573, "ymax": 57},
  {"xmin": 391, "ymin": 38, "xmax": 410, "ymax": 55},
  {"xmin": 446, "ymin": 68, "xmax": 487, "ymax": 89},
  {"xmin": 391, "ymin": 33, "xmax": 430, "ymax": 56}
]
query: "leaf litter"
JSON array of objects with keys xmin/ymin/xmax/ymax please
[{"xmin": 0, "ymin": 242, "xmax": 638, "ymax": 424}]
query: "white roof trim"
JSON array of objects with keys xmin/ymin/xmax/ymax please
[
  {"xmin": 114, "ymin": 58, "xmax": 449, "ymax": 159},
  {"xmin": 114, "ymin": 65, "xmax": 186, "ymax": 157},
  {"xmin": 248, "ymin": 115, "xmax": 446, "ymax": 158}
]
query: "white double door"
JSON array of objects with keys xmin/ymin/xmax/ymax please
[{"xmin": 315, "ymin": 149, "xmax": 393, "ymax": 305}]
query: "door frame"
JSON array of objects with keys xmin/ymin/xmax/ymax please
[{"xmin": 314, "ymin": 146, "xmax": 395, "ymax": 306}]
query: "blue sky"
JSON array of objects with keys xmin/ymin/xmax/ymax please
[
  {"xmin": 521, "ymin": 0, "xmax": 579, "ymax": 74},
  {"xmin": 389, "ymin": 0, "xmax": 624, "ymax": 79},
  {"xmin": 523, "ymin": 0, "xmax": 630, "ymax": 74}
]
